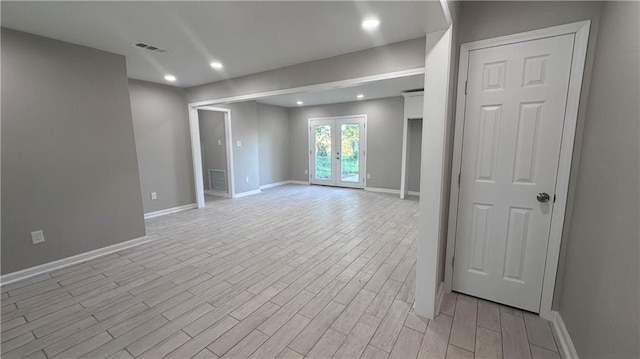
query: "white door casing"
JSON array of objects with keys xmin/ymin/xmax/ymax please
[
  {"xmin": 309, "ymin": 115, "xmax": 366, "ymax": 189},
  {"xmin": 188, "ymin": 106, "xmax": 235, "ymax": 207},
  {"xmin": 452, "ymin": 33, "xmax": 578, "ymax": 312}
]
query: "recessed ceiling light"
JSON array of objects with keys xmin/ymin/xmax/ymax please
[
  {"xmin": 164, "ymin": 74, "xmax": 176, "ymax": 82},
  {"xmin": 296, "ymin": 101, "xmax": 303, "ymax": 105},
  {"xmin": 357, "ymin": 94, "xmax": 364, "ymax": 99},
  {"xmin": 361, "ymin": 18, "xmax": 380, "ymax": 30},
  {"xmin": 210, "ymin": 62, "xmax": 223, "ymax": 70}
]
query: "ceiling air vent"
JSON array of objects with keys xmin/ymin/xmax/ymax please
[{"xmin": 133, "ymin": 42, "xmax": 167, "ymax": 54}]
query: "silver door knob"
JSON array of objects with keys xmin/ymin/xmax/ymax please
[{"xmin": 537, "ymin": 193, "xmax": 550, "ymax": 202}]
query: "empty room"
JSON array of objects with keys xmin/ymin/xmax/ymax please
[{"xmin": 1, "ymin": 1, "xmax": 638, "ymax": 358}]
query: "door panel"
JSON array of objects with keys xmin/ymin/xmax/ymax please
[
  {"xmin": 310, "ymin": 117, "xmax": 365, "ymax": 189},
  {"xmin": 339, "ymin": 123, "xmax": 360, "ymax": 183},
  {"xmin": 310, "ymin": 120, "xmax": 334, "ymax": 186},
  {"xmin": 336, "ymin": 118, "xmax": 365, "ymax": 188},
  {"xmin": 453, "ymin": 34, "xmax": 575, "ymax": 312}
]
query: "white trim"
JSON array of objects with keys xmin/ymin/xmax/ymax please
[
  {"xmin": 188, "ymin": 68, "xmax": 425, "ymax": 108},
  {"xmin": 364, "ymin": 187, "xmax": 400, "ymax": 195},
  {"xmin": 259, "ymin": 181, "xmax": 290, "ymax": 190},
  {"xmin": 415, "ymin": 27, "xmax": 454, "ymax": 319},
  {"xmin": 401, "ymin": 93, "xmax": 424, "ymax": 200},
  {"xmin": 550, "ymin": 311, "xmax": 579, "ymax": 359},
  {"xmin": 444, "ymin": 21, "xmax": 591, "ymax": 320},
  {"xmin": 307, "ymin": 114, "xmax": 368, "ymax": 122},
  {"xmin": 188, "ymin": 106, "xmax": 235, "ymax": 208},
  {"xmin": 0, "ymin": 235, "xmax": 157, "ymax": 286},
  {"xmin": 539, "ymin": 20, "xmax": 590, "ymax": 320},
  {"xmin": 288, "ymin": 180, "xmax": 310, "ymax": 185},
  {"xmin": 408, "ymin": 191, "xmax": 421, "ymax": 197},
  {"xmin": 234, "ymin": 189, "xmax": 262, "ymax": 198},
  {"xmin": 144, "ymin": 203, "xmax": 197, "ymax": 219},
  {"xmin": 440, "ymin": 0, "xmax": 453, "ymax": 27},
  {"xmin": 205, "ymin": 190, "xmax": 228, "ymax": 197}
]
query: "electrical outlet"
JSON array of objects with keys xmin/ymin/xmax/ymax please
[
  {"xmin": 367, "ymin": 173, "xmax": 371, "ymax": 179},
  {"xmin": 304, "ymin": 169, "xmax": 308, "ymax": 175},
  {"xmin": 236, "ymin": 140, "xmax": 242, "ymax": 147},
  {"xmin": 217, "ymin": 139, "xmax": 222, "ymax": 146},
  {"xmin": 31, "ymin": 230, "xmax": 45, "ymax": 244},
  {"xmin": 151, "ymin": 192, "xmax": 157, "ymax": 200},
  {"xmin": 245, "ymin": 176, "xmax": 249, "ymax": 183}
]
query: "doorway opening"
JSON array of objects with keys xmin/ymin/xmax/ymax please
[
  {"xmin": 199, "ymin": 109, "xmax": 229, "ymax": 201},
  {"xmin": 406, "ymin": 118, "xmax": 423, "ymax": 197},
  {"xmin": 188, "ymin": 106, "xmax": 235, "ymax": 208},
  {"xmin": 309, "ymin": 115, "xmax": 367, "ymax": 189}
]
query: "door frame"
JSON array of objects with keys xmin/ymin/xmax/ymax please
[
  {"xmin": 444, "ymin": 20, "xmax": 590, "ymax": 320},
  {"xmin": 188, "ymin": 106, "xmax": 236, "ymax": 208},
  {"xmin": 308, "ymin": 114, "xmax": 368, "ymax": 189}
]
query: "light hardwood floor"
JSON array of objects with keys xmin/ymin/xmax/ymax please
[{"xmin": 1, "ymin": 185, "xmax": 562, "ymax": 359}]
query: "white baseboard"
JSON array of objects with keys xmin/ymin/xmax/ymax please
[
  {"xmin": 364, "ymin": 187, "xmax": 400, "ymax": 194},
  {"xmin": 550, "ymin": 310, "xmax": 579, "ymax": 359},
  {"xmin": 234, "ymin": 189, "xmax": 262, "ymax": 198},
  {"xmin": 144, "ymin": 203, "xmax": 197, "ymax": 219},
  {"xmin": 288, "ymin": 180, "xmax": 310, "ymax": 185},
  {"xmin": 0, "ymin": 235, "xmax": 157, "ymax": 286},
  {"xmin": 205, "ymin": 190, "xmax": 228, "ymax": 198},
  {"xmin": 259, "ymin": 181, "xmax": 290, "ymax": 190},
  {"xmin": 408, "ymin": 191, "xmax": 421, "ymax": 196}
]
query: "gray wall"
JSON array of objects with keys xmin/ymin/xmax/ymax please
[
  {"xmin": 257, "ymin": 104, "xmax": 290, "ymax": 186},
  {"xmin": 185, "ymin": 38, "xmax": 426, "ymax": 103},
  {"xmin": 129, "ymin": 79, "xmax": 195, "ymax": 213},
  {"xmin": 407, "ymin": 119, "xmax": 422, "ymax": 193},
  {"xmin": 216, "ymin": 102, "xmax": 261, "ymax": 194},
  {"xmin": 556, "ymin": 2, "xmax": 639, "ymax": 357},
  {"xmin": 198, "ymin": 110, "xmax": 228, "ymax": 191},
  {"xmin": 1, "ymin": 29, "xmax": 145, "ymax": 274},
  {"xmin": 288, "ymin": 97, "xmax": 405, "ymax": 189}
]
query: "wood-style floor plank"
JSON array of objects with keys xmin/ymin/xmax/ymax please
[{"xmin": 0, "ymin": 185, "xmax": 560, "ymax": 359}]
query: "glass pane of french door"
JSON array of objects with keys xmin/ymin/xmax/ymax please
[
  {"xmin": 314, "ymin": 124, "xmax": 332, "ymax": 180},
  {"xmin": 340, "ymin": 123, "xmax": 360, "ymax": 183}
]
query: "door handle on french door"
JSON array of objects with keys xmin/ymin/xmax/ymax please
[
  {"xmin": 537, "ymin": 192, "xmax": 551, "ymax": 203},
  {"xmin": 336, "ymin": 152, "xmax": 340, "ymax": 160}
]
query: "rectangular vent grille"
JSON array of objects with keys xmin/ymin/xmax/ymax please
[
  {"xmin": 134, "ymin": 42, "xmax": 167, "ymax": 53},
  {"xmin": 208, "ymin": 169, "xmax": 227, "ymax": 193}
]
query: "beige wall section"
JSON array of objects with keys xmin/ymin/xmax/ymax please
[
  {"xmin": 556, "ymin": 2, "xmax": 639, "ymax": 357},
  {"xmin": 129, "ymin": 79, "xmax": 195, "ymax": 213},
  {"xmin": 257, "ymin": 104, "xmax": 290, "ymax": 186},
  {"xmin": 289, "ymin": 97, "xmax": 404, "ymax": 189},
  {"xmin": 454, "ymin": 0, "xmax": 603, "ymax": 305},
  {"xmin": 198, "ymin": 110, "xmax": 228, "ymax": 192},
  {"xmin": 184, "ymin": 38, "xmax": 426, "ymax": 103},
  {"xmin": 1, "ymin": 29, "xmax": 146, "ymax": 274},
  {"xmin": 407, "ymin": 119, "xmax": 422, "ymax": 193}
]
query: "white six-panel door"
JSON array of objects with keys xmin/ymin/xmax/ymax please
[{"xmin": 453, "ymin": 34, "xmax": 575, "ymax": 312}]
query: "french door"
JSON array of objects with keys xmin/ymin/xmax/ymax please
[
  {"xmin": 452, "ymin": 34, "xmax": 575, "ymax": 312},
  {"xmin": 309, "ymin": 116, "xmax": 365, "ymax": 189}
]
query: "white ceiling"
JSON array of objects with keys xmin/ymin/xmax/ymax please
[
  {"xmin": 256, "ymin": 74, "xmax": 424, "ymax": 107},
  {"xmin": 1, "ymin": 1, "xmax": 446, "ymax": 87}
]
